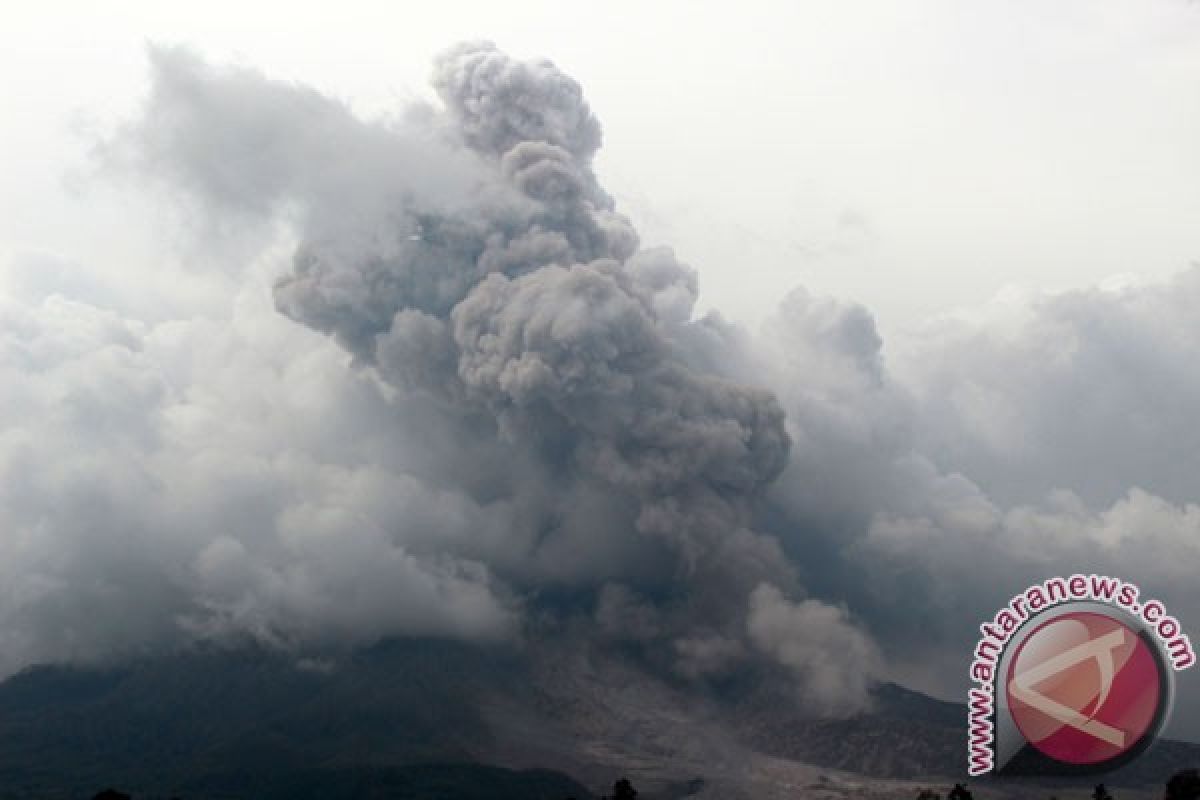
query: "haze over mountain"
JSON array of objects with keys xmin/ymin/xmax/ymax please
[{"xmin": 3, "ymin": 28, "xmax": 1200, "ymax": 798}]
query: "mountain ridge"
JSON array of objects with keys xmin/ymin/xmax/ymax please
[{"xmin": 0, "ymin": 640, "xmax": 1194, "ymax": 799}]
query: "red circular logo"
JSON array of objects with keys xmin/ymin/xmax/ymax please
[{"xmin": 1006, "ymin": 611, "xmax": 1164, "ymax": 765}]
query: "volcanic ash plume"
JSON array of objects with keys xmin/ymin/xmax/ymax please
[{"xmin": 114, "ymin": 41, "xmax": 879, "ymax": 712}]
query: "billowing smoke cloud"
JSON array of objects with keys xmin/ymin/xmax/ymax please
[
  {"xmin": 758, "ymin": 271, "xmax": 1200, "ymax": 723},
  {"xmin": 747, "ymin": 584, "xmax": 880, "ymax": 716},
  {"xmin": 6, "ymin": 41, "xmax": 1200, "ymax": 730},
  {"xmin": 256, "ymin": 42, "xmax": 799, "ymax": 612},
  {"xmin": 0, "ymin": 42, "xmax": 880, "ymax": 713},
  {"xmin": 0, "ymin": 284, "xmax": 524, "ymax": 669}
]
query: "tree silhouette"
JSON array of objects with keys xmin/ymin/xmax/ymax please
[
  {"xmin": 612, "ymin": 777, "xmax": 638, "ymax": 800},
  {"xmin": 947, "ymin": 783, "xmax": 974, "ymax": 800},
  {"xmin": 1167, "ymin": 769, "xmax": 1200, "ymax": 800},
  {"xmin": 1092, "ymin": 783, "xmax": 1113, "ymax": 800},
  {"xmin": 916, "ymin": 789, "xmax": 941, "ymax": 800},
  {"xmin": 92, "ymin": 790, "xmax": 132, "ymax": 800}
]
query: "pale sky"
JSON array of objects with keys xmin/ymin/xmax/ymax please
[{"xmin": 5, "ymin": 0, "xmax": 1200, "ymax": 340}]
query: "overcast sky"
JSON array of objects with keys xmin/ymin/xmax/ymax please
[{"xmin": 6, "ymin": 0, "xmax": 1200, "ymax": 338}]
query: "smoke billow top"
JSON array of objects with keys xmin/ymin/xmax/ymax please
[{"xmin": 5, "ymin": 41, "xmax": 1200, "ymax": 724}]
